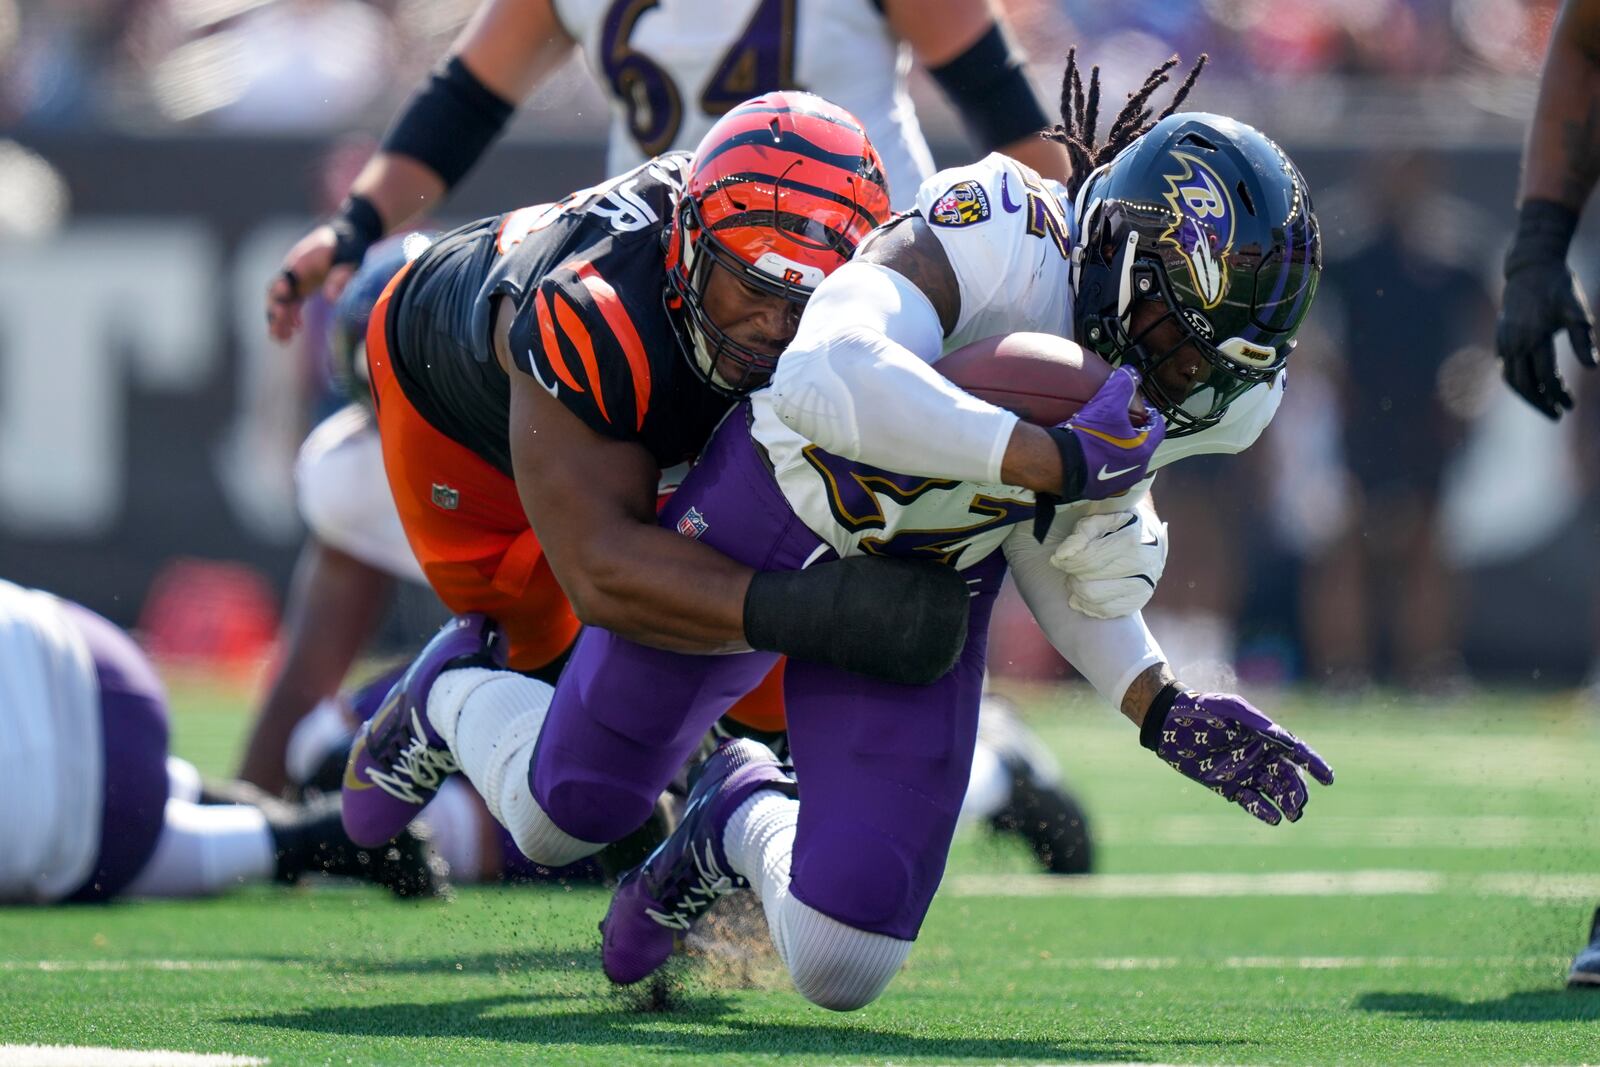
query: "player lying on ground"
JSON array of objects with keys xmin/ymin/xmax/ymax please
[
  {"xmin": 0, "ymin": 578, "xmax": 439, "ymax": 905},
  {"xmin": 339, "ymin": 56, "xmax": 1333, "ymax": 1010}
]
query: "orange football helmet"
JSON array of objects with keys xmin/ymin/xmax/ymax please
[{"xmin": 665, "ymin": 91, "xmax": 891, "ymax": 395}]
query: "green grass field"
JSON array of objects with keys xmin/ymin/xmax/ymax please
[{"xmin": 3, "ymin": 681, "xmax": 1599, "ymax": 1065}]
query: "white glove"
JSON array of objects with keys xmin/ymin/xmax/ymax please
[{"xmin": 1049, "ymin": 507, "xmax": 1168, "ymax": 619}]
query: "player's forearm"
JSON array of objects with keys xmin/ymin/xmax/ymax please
[
  {"xmin": 1119, "ymin": 662, "xmax": 1177, "ymax": 728},
  {"xmin": 1520, "ymin": 0, "xmax": 1600, "ymax": 210},
  {"xmin": 347, "ymin": 154, "xmax": 449, "ymax": 236},
  {"xmin": 563, "ymin": 520, "xmax": 754, "ymax": 654},
  {"xmin": 999, "ymin": 422, "xmax": 1069, "ymax": 495}
]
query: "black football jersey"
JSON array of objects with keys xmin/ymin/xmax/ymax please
[{"xmin": 386, "ymin": 152, "xmax": 730, "ymax": 476}]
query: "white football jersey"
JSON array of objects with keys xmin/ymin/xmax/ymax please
[
  {"xmin": 0, "ymin": 580, "xmax": 103, "ymax": 903},
  {"xmin": 752, "ymin": 152, "xmax": 1283, "ymax": 565},
  {"xmin": 551, "ymin": 0, "xmax": 935, "ymax": 208}
]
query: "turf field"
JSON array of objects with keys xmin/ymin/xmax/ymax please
[{"xmin": 3, "ymin": 681, "xmax": 1599, "ymax": 1065}]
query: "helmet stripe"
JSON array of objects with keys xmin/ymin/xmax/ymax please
[{"xmin": 694, "ymin": 127, "xmax": 886, "ymax": 186}]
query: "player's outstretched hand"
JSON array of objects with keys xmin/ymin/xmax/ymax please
[
  {"xmin": 1141, "ymin": 689, "xmax": 1334, "ymax": 826},
  {"xmin": 1051, "ymin": 367, "xmax": 1166, "ymax": 501},
  {"xmin": 1496, "ymin": 201, "xmax": 1598, "ymax": 420},
  {"xmin": 265, "ymin": 223, "xmax": 369, "ymax": 343}
]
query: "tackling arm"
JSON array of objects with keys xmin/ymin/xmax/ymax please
[{"xmin": 508, "ymin": 371, "xmax": 752, "ymax": 653}]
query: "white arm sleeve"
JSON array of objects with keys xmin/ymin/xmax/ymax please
[
  {"xmin": 767, "ymin": 260, "xmax": 1019, "ymax": 485},
  {"xmin": 1003, "ymin": 522, "xmax": 1166, "ymax": 709}
]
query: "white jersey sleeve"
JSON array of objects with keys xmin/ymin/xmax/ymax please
[
  {"xmin": 912, "ymin": 153, "xmax": 1077, "ymax": 349},
  {"xmin": 0, "ymin": 580, "xmax": 103, "ymax": 903},
  {"xmin": 1003, "ymin": 521, "xmax": 1166, "ymax": 709}
]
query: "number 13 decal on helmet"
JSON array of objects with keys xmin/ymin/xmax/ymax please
[{"xmin": 600, "ymin": 0, "xmax": 800, "ymax": 157}]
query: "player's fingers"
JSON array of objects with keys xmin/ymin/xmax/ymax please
[
  {"xmin": 1230, "ymin": 786, "xmax": 1282, "ymax": 827},
  {"xmin": 1563, "ymin": 294, "xmax": 1599, "ymax": 369},
  {"xmin": 1530, "ymin": 339, "xmax": 1576, "ymax": 413},
  {"xmin": 1257, "ymin": 759, "xmax": 1309, "ymax": 822},
  {"xmin": 1269, "ymin": 733, "xmax": 1334, "ymax": 786},
  {"xmin": 1502, "ymin": 340, "xmax": 1562, "ymax": 419}
]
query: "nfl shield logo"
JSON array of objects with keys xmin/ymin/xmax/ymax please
[
  {"xmin": 676, "ymin": 507, "xmax": 709, "ymax": 540},
  {"xmin": 431, "ymin": 483, "xmax": 460, "ymax": 510}
]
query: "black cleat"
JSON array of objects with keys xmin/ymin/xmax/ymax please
[
  {"xmin": 270, "ymin": 792, "xmax": 446, "ymax": 899},
  {"xmin": 981, "ymin": 697, "xmax": 1093, "ymax": 875}
]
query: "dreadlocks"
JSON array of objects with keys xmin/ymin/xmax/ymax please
[{"xmin": 1045, "ymin": 50, "xmax": 1208, "ymax": 198}]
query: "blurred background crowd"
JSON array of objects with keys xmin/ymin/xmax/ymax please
[{"xmin": 1, "ymin": 0, "xmax": 1595, "ymax": 698}]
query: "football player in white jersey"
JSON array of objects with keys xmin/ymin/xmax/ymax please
[
  {"xmin": 344, "ymin": 54, "xmax": 1333, "ymax": 1011},
  {"xmin": 0, "ymin": 578, "xmax": 439, "ymax": 904},
  {"xmin": 265, "ymin": 0, "xmax": 1066, "ymax": 336}
]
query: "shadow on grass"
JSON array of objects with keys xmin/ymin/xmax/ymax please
[
  {"xmin": 231, "ymin": 991, "xmax": 1249, "ymax": 1061},
  {"xmin": 1355, "ymin": 990, "xmax": 1600, "ymax": 1023},
  {"xmin": 271, "ymin": 950, "xmax": 602, "ymax": 976}
]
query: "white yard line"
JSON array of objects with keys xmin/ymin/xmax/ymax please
[
  {"xmin": 0, "ymin": 1046, "xmax": 265, "ymax": 1067},
  {"xmin": 947, "ymin": 870, "xmax": 1600, "ymax": 900},
  {"xmin": 1029, "ymin": 954, "xmax": 1568, "ymax": 971},
  {"xmin": 1101, "ymin": 815, "xmax": 1599, "ymax": 849}
]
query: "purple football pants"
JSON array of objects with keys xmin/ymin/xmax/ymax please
[
  {"xmin": 60, "ymin": 602, "xmax": 171, "ymax": 903},
  {"xmin": 530, "ymin": 407, "xmax": 1004, "ymax": 940}
]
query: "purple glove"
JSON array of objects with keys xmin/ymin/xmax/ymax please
[
  {"xmin": 1140, "ymin": 687, "xmax": 1334, "ymax": 826},
  {"xmin": 1048, "ymin": 367, "xmax": 1166, "ymax": 502}
]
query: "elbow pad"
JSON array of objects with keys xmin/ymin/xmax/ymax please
[
  {"xmin": 744, "ymin": 556, "xmax": 969, "ymax": 685},
  {"xmin": 381, "ymin": 56, "xmax": 515, "ymax": 189},
  {"xmin": 927, "ymin": 24, "xmax": 1050, "ymax": 152}
]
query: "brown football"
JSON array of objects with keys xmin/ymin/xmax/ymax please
[{"xmin": 936, "ymin": 332, "xmax": 1115, "ymax": 426}]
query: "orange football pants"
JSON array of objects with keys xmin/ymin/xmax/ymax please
[{"xmin": 365, "ymin": 265, "xmax": 787, "ymax": 731}]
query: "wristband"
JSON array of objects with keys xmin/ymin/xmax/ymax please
[
  {"xmin": 1139, "ymin": 683, "xmax": 1182, "ymax": 751},
  {"xmin": 330, "ymin": 194, "xmax": 385, "ymax": 268}
]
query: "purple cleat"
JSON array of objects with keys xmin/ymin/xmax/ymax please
[
  {"xmin": 341, "ymin": 614, "xmax": 504, "ymax": 847},
  {"xmin": 600, "ymin": 738, "xmax": 795, "ymax": 985}
]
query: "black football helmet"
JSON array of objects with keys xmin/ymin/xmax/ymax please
[{"xmin": 1070, "ymin": 112, "xmax": 1321, "ymax": 436}]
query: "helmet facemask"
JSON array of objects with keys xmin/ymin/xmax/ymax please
[{"xmin": 665, "ymin": 193, "xmax": 818, "ymax": 397}]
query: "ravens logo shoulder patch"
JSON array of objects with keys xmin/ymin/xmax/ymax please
[{"xmin": 928, "ymin": 180, "xmax": 991, "ymax": 228}]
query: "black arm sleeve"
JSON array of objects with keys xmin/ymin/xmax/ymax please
[
  {"xmin": 926, "ymin": 23, "xmax": 1051, "ymax": 153},
  {"xmin": 381, "ymin": 56, "xmax": 516, "ymax": 189}
]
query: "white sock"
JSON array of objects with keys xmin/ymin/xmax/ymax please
[
  {"xmin": 722, "ymin": 790, "xmax": 911, "ymax": 1011},
  {"xmin": 426, "ymin": 667, "xmax": 599, "ymax": 867},
  {"xmin": 285, "ymin": 695, "xmax": 355, "ymax": 786},
  {"xmin": 124, "ymin": 799, "xmax": 274, "ymax": 897},
  {"xmin": 414, "ymin": 778, "xmax": 484, "ymax": 882},
  {"xmin": 958, "ymin": 740, "xmax": 1012, "ymax": 823},
  {"xmin": 165, "ymin": 757, "xmax": 203, "ymax": 805}
]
